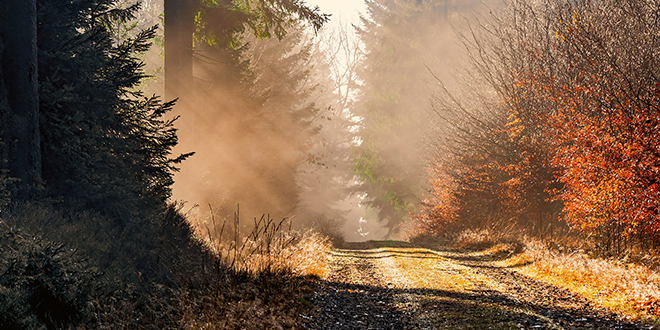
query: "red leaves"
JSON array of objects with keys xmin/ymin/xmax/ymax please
[
  {"xmin": 415, "ymin": 0, "xmax": 660, "ymax": 248},
  {"xmin": 630, "ymin": 296, "xmax": 660, "ymax": 318}
]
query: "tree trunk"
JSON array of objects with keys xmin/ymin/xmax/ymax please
[
  {"xmin": 164, "ymin": 0, "xmax": 195, "ymax": 102},
  {"xmin": 0, "ymin": 0, "xmax": 41, "ymax": 201}
]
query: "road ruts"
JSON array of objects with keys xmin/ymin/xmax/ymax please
[
  {"xmin": 300, "ymin": 241, "xmax": 653, "ymax": 330},
  {"xmin": 300, "ymin": 247, "xmax": 413, "ymax": 329}
]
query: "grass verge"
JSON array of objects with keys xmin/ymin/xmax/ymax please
[
  {"xmin": 0, "ymin": 202, "xmax": 331, "ymax": 329},
  {"xmin": 445, "ymin": 229, "xmax": 660, "ymax": 324}
]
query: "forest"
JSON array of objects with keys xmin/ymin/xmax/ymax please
[{"xmin": 1, "ymin": 0, "xmax": 660, "ymax": 328}]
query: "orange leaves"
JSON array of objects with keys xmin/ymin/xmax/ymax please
[
  {"xmin": 630, "ymin": 296, "xmax": 660, "ymax": 318},
  {"xmin": 417, "ymin": 0, "xmax": 660, "ymax": 247},
  {"xmin": 547, "ymin": 88, "xmax": 660, "ymax": 243},
  {"xmin": 412, "ymin": 163, "xmax": 461, "ymax": 236}
]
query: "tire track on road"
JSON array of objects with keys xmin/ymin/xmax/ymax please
[{"xmin": 302, "ymin": 242, "xmax": 652, "ymax": 329}]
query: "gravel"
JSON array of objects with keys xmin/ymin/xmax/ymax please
[
  {"xmin": 300, "ymin": 250, "xmax": 411, "ymax": 329},
  {"xmin": 299, "ymin": 245, "xmax": 656, "ymax": 330}
]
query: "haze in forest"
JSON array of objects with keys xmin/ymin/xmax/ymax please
[
  {"xmin": 132, "ymin": 0, "xmax": 499, "ymax": 241},
  {"xmin": 6, "ymin": 1, "xmax": 660, "ymax": 328}
]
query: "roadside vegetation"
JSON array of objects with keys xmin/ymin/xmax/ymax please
[
  {"xmin": 408, "ymin": 0, "xmax": 660, "ymax": 324},
  {"xmin": 0, "ymin": 0, "xmax": 332, "ymax": 328},
  {"xmin": 0, "ymin": 202, "xmax": 330, "ymax": 329},
  {"xmin": 420, "ymin": 229, "xmax": 660, "ymax": 323}
]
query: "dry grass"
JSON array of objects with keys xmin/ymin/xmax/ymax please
[
  {"xmin": 176, "ymin": 208, "xmax": 332, "ymax": 329},
  {"xmin": 452, "ymin": 229, "xmax": 660, "ymax": 323},
  {"xmin": 0, "ymin": 203, "xmax": 333, "ymax": 329},
  {"xmin": 189, "ymin": 206, "xmax": 332, "ymax": 278},
  {"xmin": 508, "ymin": 241, "xmax": 660, "ymax": 322}
]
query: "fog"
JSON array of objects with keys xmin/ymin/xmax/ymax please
[{"xmin": 132, "ymin": 0, "xmax": 498, "ymax": 241}]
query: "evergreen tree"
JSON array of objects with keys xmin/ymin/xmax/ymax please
[
  {"xmin": 353, "ymin": 0, "xmax": 453, "ymax": 235},
  {"xmin": 37, "ymin": 0, "xmax": 189, "ymax": 220},
  {"xmin": 174, "ymin": 22, "xmax": 331, "ymax": 223},
  {"xmin": 295, "ymin": 28, "xmax": 364, "ymax": 240},
  {"xmin": 0, "ymin": 0, "xmax": 41, "ymax": 201},
  {"xmin": 163, "ymin": 0, "xmax": 329, "ymax": 101}
]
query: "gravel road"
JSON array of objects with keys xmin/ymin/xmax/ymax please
[{"xmin": 299, "ymin": 241, "xmax": 655, "ymax": 330}]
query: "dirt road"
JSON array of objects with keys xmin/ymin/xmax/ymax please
[{"xmin": 300, "ymin": 241, "xmax": 652, "ymax": 330}]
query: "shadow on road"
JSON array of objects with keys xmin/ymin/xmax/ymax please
[
  {"xmin": 302, "ymin": 241, "xmax": 649, "ymax": 330},
  {"xmin": 301, "ymin": 276, "xmax": 643, "ymax": 329}
]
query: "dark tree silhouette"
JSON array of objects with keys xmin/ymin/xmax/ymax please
[
  {"xmin": 164, "ymin": 0, "xmax": 195, "ymax": 101},
  {"xmin": 163, "ymin": 0, "xmax": 329, "ymax": 102},
  {"xmin": 0, "ymin": 0, "xmax": 41, "ymax": 201}
]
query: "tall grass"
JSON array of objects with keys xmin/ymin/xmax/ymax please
[
  {"xmin": 190, "ymin": 204, "xmax": 331, "ymax": 278},
  {"xmin": 0, "ymin": 202, "xmax": 331, "ymax": 329},
  {"xmin": 175, "ymin": 204, "xmax": 331, "ymax": 329}
]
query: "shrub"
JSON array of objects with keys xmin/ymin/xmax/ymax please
[{"xmin": 0, "ymin": 220, "xmax": 92, "ymax": 329}]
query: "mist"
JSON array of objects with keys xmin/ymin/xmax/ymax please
[{"xmin": 133, "ymin": 0, "xmax": 498, "ymax": 242}]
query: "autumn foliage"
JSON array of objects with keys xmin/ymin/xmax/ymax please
[{"xmin": 416, "ymin": 0, "xmax": 660, "ymax": 253}]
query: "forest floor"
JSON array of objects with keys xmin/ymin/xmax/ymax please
[{"xmin": 299, "ymin": 240, "xmax": 656, "ymax": 330}]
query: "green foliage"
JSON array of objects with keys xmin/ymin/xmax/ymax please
[
  {"xmin": 196, "ymin": 0, "xmax": 329, "ymax": 49},
  {"xmin": 353, "ymin": 0, "xmax": 452, "ymax": 234},
  {"xmin": 37, "ymin": 0, "xmax": 190, "ymax": 220}
]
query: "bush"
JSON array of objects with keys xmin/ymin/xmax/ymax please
[
  {"xmin": 0, "ymin": 202, "xmax": 330, "ymax": 329},
  {"xmin": 0, "ymin": 220, "xmax": 92, "ymax": 329}
]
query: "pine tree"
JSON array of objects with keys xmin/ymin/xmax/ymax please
[
  {"xmin": 353, "ymin": 0, "xmax": 456, "ymax": 235},
  {"xmin": 173, "ymin": 22, "xmax": 332, "ymax": 222},
  {"xmin": 37, "ymin": 0, "xmax": 190, "ymax": 220},
  {"xmin": 0, "ymin": 0, "xmax": 41, "ymax": 201},
  {"xmin": 163, "ymin": 0, "xmax": 329, "ymax": 102}
]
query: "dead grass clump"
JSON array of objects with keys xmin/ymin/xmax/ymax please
[
  {"xmin": 518, "ymin": 241, "xmax": 660, "ymax": 321},
  {"xmin": 453, "ymin": 229, "xmax": 498, "ymax": 250},
  {"xmin": 278, "ymin": 231, "xmax": 332, "ymax": 278},
  {"xmin": 192, "ymin": 205, "xmax": 332, "ymax": 278},
  {"xmin": 452, "ymin": 229, "xmax": 523, "ymax": 255},
  {"xmin": 175, "ymin": 206, "xmax": 332, "ymax": 328}
]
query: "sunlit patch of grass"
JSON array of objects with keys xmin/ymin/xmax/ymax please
[
  {"xmin": 195, "ymin": 216, "xmax": 332, "ymax": 279},
  {"xmin": 454, "ymin": 234, "xmax": 657, "ymax": 323},
  {"xmin": 446, "ymin": 229, "xmax": 660, "ymax": 323},
  {"xmin": 178, "ymin": 209, "xmax": 333, "ymax": 329},
  {"xmin": 277, "ymin": 231, "xmax": 332, "ymax": 278},
  {"xmin": 502, "ymin": 241, "xmax": 660, "ymax": 323},
  {"xmin": 454, "ymin": 229, "xmax": 499, "ymax": 251},
  {"xmin": 348, "ymin": 246, "xmax": 483, "ymax": 293},
  {"xmin": 392, "ymin": 249, "xmax": 476, "ymax": 292}
]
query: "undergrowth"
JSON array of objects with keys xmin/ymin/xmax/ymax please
[
  {"xmin": 432, "ymin": 228, "xmax": 660, "ymax": 324},
  {"xmin": 0, "ymin": 202, "xmax": 331, "ymax": 329},
  {"xmin": 517, "ymin": 241, "xmax": 660, "ymax": 322}
]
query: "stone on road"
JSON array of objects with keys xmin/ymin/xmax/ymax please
[{"xmin": 300, "ymin": 241, "xmax": 650, "ymax": 330}]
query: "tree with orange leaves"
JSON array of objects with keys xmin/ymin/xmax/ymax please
[{"xmin": 421, "ymin": 0, "xmax": 660, "ymax": 253}]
